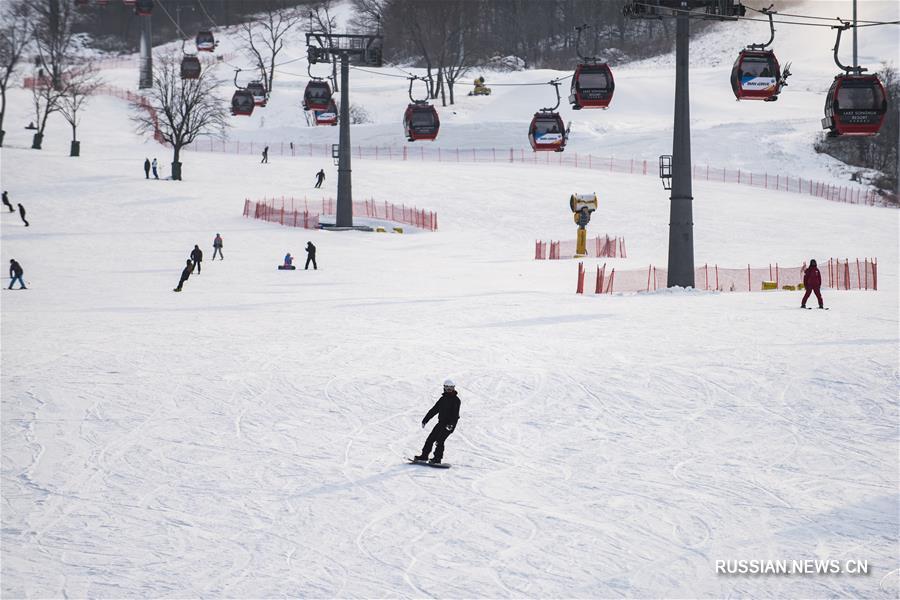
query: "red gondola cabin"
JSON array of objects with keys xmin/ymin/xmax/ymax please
[
  {"xmin": 246, "ymin": 81, "xmax": 267, "ymax": 107},
  {"xmin": 731, "ymin": 50, "xmax": 781, "ymax": 100},
  {"xmin": 822, "ymin": 74, "xmax": 888, "ymax": 136},
  {"xmin": 196, "ymin": 31, "xmax": 216, "ymax": 53},
  {"xmin": 403, "ymin": 104, "xmax": 440, "ymax": 141},
  {"xmin": 315, "ymin": 100, "xmax": 338, "ymax": 126},
  {"xmin": 180, "ymin": 55, "xmax": 201, "ymax": 80},
  {"xmin": 303, "ymin": 81, "xmax": 332, "ymax": 111},
  {"xmin": 569, "ymin": 63, "xmax": 614, "ymax": 109},
  {"xmin": 528, "ymin": 112, "xmax": 567, "ymax": 152},
  {"xmin": 231, "ymin": 90, "xmax": 255, "ymax": 116}
]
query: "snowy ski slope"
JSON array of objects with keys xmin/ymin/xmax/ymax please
[{"xmin": 1, "ymin": 1, "xmax": 898, "ymax": 597}]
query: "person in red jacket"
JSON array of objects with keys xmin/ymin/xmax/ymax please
[{"xmin": 801, "ymin": 259, "xmax": 824, "ymax": 309}]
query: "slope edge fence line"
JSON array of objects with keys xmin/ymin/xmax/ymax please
[
  {"xmin": 243, "ymin": 197, "xmax": 438, "ymax": 232},
  {"xmin": 577, "ymin": 258, "xmax": 877, "ymax": 294}
]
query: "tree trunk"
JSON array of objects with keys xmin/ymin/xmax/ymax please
[
  {"xmin": 31, "ymin": 132, "xmax": 43, "ymax": 149},
  {"xmin": 69, "ymin": 122, "xmax": 79, "ymax": 156},
  {"xmin": 0, "ymin": 88, "xmax": 6, "ymax": 148},
  {"xmin": 171, "ymin": 145, "xmax": 182, "ymax": 180},
  {"xmin": 448, "ymin": 78, "xmax": 455, "ymax": 105}
]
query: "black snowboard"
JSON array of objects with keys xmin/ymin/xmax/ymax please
[{"xmin": 406, "ymin": 457, "xmax": 451, "ymax": 469}]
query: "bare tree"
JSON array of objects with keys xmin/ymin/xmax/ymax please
[
  {"xmin": 238, "ymin": 2, "xmax": 304, "ymax": 94},
  {"xmin": 33, "ymin": 0, "xmax": 75, "ymax": 91},
  {"xmin": 0, "ymin": 0, "xmax": 33, "ymax": 147},
  {"xmin": 133, "ymin": 52, "xmax": 228, "ymax": 181},
  {"xmin": 58, "ymin": 62, "xmax": 102, "ymax": 157},
  {"xmin": 29, "ymin": 68, "xmax": 67, "ymax": 149},
  {"xmin": 29, "ymin": 0, "xmax": 78, "ymax": 149}
]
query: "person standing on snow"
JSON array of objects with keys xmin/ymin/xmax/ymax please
[
  {"xmin": 305, "ymin": 241, "xmax": 317, "ymax": 270},
  {"xmin": 413, "ymin": 380, "xmax": 461, "ymax": 464},
  {"xmin": 17, "ymin": 203, "xmax": 28, "ymax": 227},
  {"xmin": 261, "ymin": 146, "xmax": 269, "ymax": 164},
  {"xmin": 212, "ymin": 234, "xmax": 223, "ymax": 260},
  {"xmin": 151, "ymin": 158, "xmax": 159, "ymax": 180},
  {"xmin": 190, "ymin": 244, "xmax": 203, "ymax": 274},
  {"xmin": 8, "ymin": 259, "xmax": 26, "ymax": 290},
  {"xmin": 2, "ymin": 191, "xmax": 14, "ymax": 212},
  {"xmin": 143, "ymin": 158, "xmax": 151, "ymax": 179},
  {"xmin": 801, "ymin": 259, "xmax": 824, "ymax": 309},
  {"xmin": 174, "ymin": 259, "xmax": 192, "ymax": 292},
  {"xmin": 314, "ymin": 169, "xmax": 325, "ymax": 189}
]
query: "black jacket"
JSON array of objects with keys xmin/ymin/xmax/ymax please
[
  {"xmin": 180, "ymin": 264, "xmax": 193, "ymax": 280},
  {"xmin": 9, "ymin": 260, "xmax": 22, "ymax": 277},
  {"xmin": 143, "ymin": 159, "xmax": 150, "ymax": 172},
  {"xmin": 423, "ymin": 391, "xmax": 460, "ymax": 427},
  {"xmin": 191, "ymin": 247, "xmax": 203, "ymax": 262},
  {"xmin": 306, "ymin": 242, "xmax": 316, "ymax": 256}
]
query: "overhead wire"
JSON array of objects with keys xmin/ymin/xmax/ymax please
[{"xmin": 631, "ymin": 2, "xmax": 900, "ymax": 28}]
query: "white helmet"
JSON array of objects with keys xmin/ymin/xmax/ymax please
[{"xmin": 443, "ymin": 379, "xmax": 455, "ymax": 389}]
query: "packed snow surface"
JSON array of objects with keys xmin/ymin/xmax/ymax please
[{"xmin": 1, "ymin": 1, "xmax": 898, "ymax": 597}]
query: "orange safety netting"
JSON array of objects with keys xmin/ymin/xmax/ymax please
[
  {"xmin": 577, "ymin": 258, "xmax": 877, "ymax": 294},
  {"xmin": 535, "ymin": 236, "xmax": 626, "ymax": 259},
  {"xmin": 243, "ymin": 197, "xmax": 437, "ymax": 231}
]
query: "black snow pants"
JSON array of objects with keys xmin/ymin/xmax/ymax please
[{"xmin": 420, "ymin": 422, "xmax": 455, "ymax": 461}]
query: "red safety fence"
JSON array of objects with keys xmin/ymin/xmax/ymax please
[
  {"xmin": 183, "ymin": 140, "xmax": 893, "ymax": 207},
  {"xmin": 577, "ymin": 258, "xmax": 877, "ymax": 294},
  {"xmin": 536, "ymin": 235, "xmax": 626, "ymax": 259},
  {"xmin": 243, "ymin": 196, "xmax": 438, "ymax": 231}
]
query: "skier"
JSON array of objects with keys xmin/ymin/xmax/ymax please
[
  {"xmin": 314, "ymin": 169, "xmax": 325, "ymax": 189},
  {"xmin": 261, "ymin": 146, "xmax": 269, "ymax": 164},
  {"xmin": 190, "ymin": 244, "xmax": 203, "ymax": 274},
  {"xmin": 143, "ymin": 158, "xmax": 151, "ymax": 179},
  {"xmin": 212, "ymin": 233, "xmax": 223, "ymax": 260},
  {"xmin": 151, "ymin": 158, "xmax": 159, "ymax": 180},
  {"xmin": 174, "ymin": 259, "xmax": 192, "ymax": 292},
  {"xmin": 305, "ymin": 241, "xmax": 317, "ymax": 270},
  {"xmin": 8, "ymin": 259, "xmax": 26, "ymax": 290},
  {"xmin": 2, "ymin": 191, "xmax": 13, "ymax": 212},
  {"xmin": 801, "ymin": 259, "xmax": 824, "ymax": 309},
  {"xmin": 17, "ymin": 203, "xmax": 28, "ymax": 227},
  {"xmin": 413, "ymin": 379, "xmax": 461, "ymax": 464}
]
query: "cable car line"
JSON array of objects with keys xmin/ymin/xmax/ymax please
[{"xmin": 630, "ymin": 2, "xmax": 899, "ymax": 28}]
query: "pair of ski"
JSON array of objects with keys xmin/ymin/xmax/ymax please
[
  {"xmin": 802, "ymin": 306, "xmax": 830, "ymax": 310},
  {"xmin": 405, "ymin": 456, "xmax": 451, "ymax": 469}
]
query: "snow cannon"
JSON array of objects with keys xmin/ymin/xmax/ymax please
[{"xmin": 569, "ymin": 193, "xmax": 598, "ymax": 257}]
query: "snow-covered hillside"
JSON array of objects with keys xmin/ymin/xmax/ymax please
[{"xmin": 1, "ymin": 1, "xmax": 898, "ymax": 598}]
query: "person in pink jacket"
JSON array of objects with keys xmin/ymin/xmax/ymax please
[{"xmin": 802, "ymin": 259, "xmax": 824, "ymax": 309}]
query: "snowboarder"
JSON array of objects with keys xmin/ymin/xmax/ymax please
[
  {"xmin": 305, "ymin": 241, "xmax": 317, "ymax": 270},
  {"xmin": 190, "ymin": 244, "xmax": 203, "ymax": 274},
  {"xmin": 413, "ymin": 379, "xmax": 461, "ymax": 464},
  {"xmin": 212, "ymin": 233, "xmax": 223, "ymax": 260},
  {"xmin": 314, "ymin": 169, "xmax": 325, "ymax": 188},
  {"xmin": 17, "ymin": 203, "xmax": 28, "ymax": 227},
  {"xmin": 801, "ymin": 259, "xmax": 824, "ymax": 309},
  {"xmin": 8, "ymin": 259, "xmax": 26, "ymax": 290},
  {"xmin": 2, "ymin": 191, "xmax": 13, "ymax": 212},
  {"xmin": 143, "ymin": 158, "xmax": 151, "ymax": 179},
  {"xmin": 174, "ymin": 259, "xmax": 192, "ymax": 292},
  {"xmin": 151, "ymin": 158, "xmax": 159, "ymax": 180},
  {"xmin": 261, "ymin": 146, "xmax": 269, "ymax": 164},
  {"xmin": 284, "ymin": 253, "xmax": 293, "ymax": 267}
]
